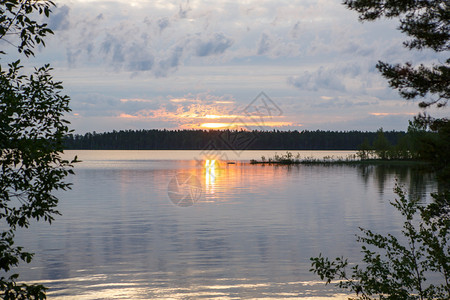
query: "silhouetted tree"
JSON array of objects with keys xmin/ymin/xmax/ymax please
[
  {"xmin": 1, "ymin": 1, "xmax": 76, "ymax": 298},
  {"xmin": 311, "ymin": 184, "xmax": 450, "ymax": 299},
  {"xmin": 64, "ymin": 129, "xmax": 408, "ymax": 151},
  {"xmin": 372, "ymin": 128, "xmax": 391, "ymax": 159},
  {"xmin": 311, "ymin": 1, "xmax": 450, "ymax": 298},
  {"xmin": 344, "ymin": 0, "xmax": 449, "ymax": 108}
]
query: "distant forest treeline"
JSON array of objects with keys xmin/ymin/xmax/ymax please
[{"xmin": 64, "ymin": 129, "xmax": 407, "ymax": 150}]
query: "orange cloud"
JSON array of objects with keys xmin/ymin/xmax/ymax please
[
  {"xmin": 144, "ymin": 103, "xmax": 238, "ymax": 120},
  {"xmin": 200, "ymin": 123, "xmax": 231, "ymax": 129},
  {"xmin": 116, "ymin": 100, "xmax": 295, "ymax": 130},
  {"xmin": 120, "ymin": 98, "xmax": 154, "ymax": 103},
  {"xmin": 183, "ymin": 121, "xmax": 296, "ymax": 130},
  {"xmin": 370, "ymin": 112, "xmax": 416, "ymax": 116},
  {"xmin": 204, "ymin": 114, "xmax": 243, "ymax": 119},
  {"xmin": 170, "ymin": 98, "xmax": 200, "ymax": 103},
  {"xmin": 119, "ymin": 113, "xmax": 139, "ymax": 119},
  {"xmin": 214, "ymin": 101, "xmax": 234, "ymax": 104}
]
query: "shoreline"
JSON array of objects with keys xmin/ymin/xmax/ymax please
[{"xmin": 249, "ymin": 159, "xmax": 430, "ymax": 166}]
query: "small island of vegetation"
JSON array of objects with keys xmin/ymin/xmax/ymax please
[{"xmin": 250, "ymin": 123, "xmax": 449, "ymax": 179}]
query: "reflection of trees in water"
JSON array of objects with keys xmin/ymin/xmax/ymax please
[
  {"xmin": 267, "ymin": 164, "xmax": 436, "ymax": 202},
  {"xmin": 357, "ymin": 165, "xmax": 437, "ymax": 201}
]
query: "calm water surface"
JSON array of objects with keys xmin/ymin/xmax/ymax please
[{"xmin": 14, "ymin": 150, "xmax": 438, "ymax": 299}]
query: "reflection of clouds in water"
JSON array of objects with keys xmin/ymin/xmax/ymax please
[
  {"xmin": 167, "ymin": 173, "xmax": 202, "ymax": 207},
  {"xmin": 13, "ymin": 154, "xmax": 438, "ymax": 299},
  {"xmin": 30, "ymin": 276, "xmax": 352, "ymax": 299}
]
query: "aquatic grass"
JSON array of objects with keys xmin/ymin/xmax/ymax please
[{"xmin": 250, "ymin": 151, "xmax": 428, "ymax": 166}]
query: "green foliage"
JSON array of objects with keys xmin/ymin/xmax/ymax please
[
  {"xmin": 310, "ymin": 183, "xmax": 450, "ymax": 299},
  {"xmin": 64, "ymin": 129, "xmax": 408, "ymax": 150},
  {"xmin": 0, "ymin": 0, "xmax": 55, "ymax": 57},
  {"xmin": 372, "ymin": 128, "xmax": 391, "ymax": 160},
  {"xmin": 312, "ymin": 1, "xmax": 450, "ymax": 298},
  {"xmin": 356, "ymin": 138, "xmax": 373, "ymax": 160},
  {"xmin": 250, "ymin": 151, "xmax": 360, "ymax": 164},
  {"xmin": 408, "ymin": 115, "xmax": 450, "ymax": 182},
  {"xmin": 356, "ymin": 127, "xmax": 423, "ymax": 160},
  {"xmin": 1, "ymin": 0, "xmax": 75, "ymax": 298},
  {"xmin": 344, "ymin": 0, "xmax": 449, "ymax": 108}
]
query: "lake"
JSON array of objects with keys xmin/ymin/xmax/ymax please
[{"xmin": 14, "ymin": 150, "xmax": 438, "ymax": 299}]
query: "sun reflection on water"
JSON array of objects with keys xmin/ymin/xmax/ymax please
[{"xmin": 205, "ymin": 159, "xmax": 217, "ymax": 194}]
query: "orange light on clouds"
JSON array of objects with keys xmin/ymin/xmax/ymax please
[
  {"xmin": 170, "ymin": 98, "xmax": 199, "ymax": 103},
  {"xmin": 119, "ymin": 113, "xmax": 139, "ymax": 119},
  {"xmin": 199, "ymin": 121, "xmax": 296, "ymax": 129},
  {"xmin": 200, "ymin": 123, "xmax": 231, "ymax": 129},
  {"xmin": 204, "ymin": 114, "xmax": 242, "ymax": 119},
  {"xmin": 116, "ymin": 97, "xmax": 297, "ymax": 130},
  {"xmin": 370, "ymin": 112, "xmax": 416, "ymax": 116},
  {"xmin": 214, "ymin": 101, "xmax": 234, "ymax": 104},
  {"xmin": 120, "ymin": 98, "xmax": 153, "ymax": 103}
]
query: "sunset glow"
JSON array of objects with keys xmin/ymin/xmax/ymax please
[
  {"xmin": 370, "ymin": 112, "xmax": 416, "ymax": 116},
  {"xmin": 5, "ymin": 0, "xmax": 445, "ymax": 298},
  {"xmin": 204, "ymin": 114, "xmax": 242, "ymax": 119},
  {"xmin": 198, "ymin": 121, "xmax": 296, "ymax": 130},
  {"xmin": 115, "ymin": 100, "xmax": 297, "ymax": 130},
  {"xmin": 31, "ymin": 0, "xmax": 432, "ymax": 133},
  {"xmin": 119, "ymin": 113, "xmax": 139, "ymax": 119},
  {"xmin": 200, "ymin": 123, "xmax": 231, "ymax": 129},
  {"xmin": 205, "ymin": 159, "xmax": 217, "ymax": 194}
]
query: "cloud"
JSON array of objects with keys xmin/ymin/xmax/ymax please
[
  {"xmin": 120, "ymin": 98, "xmax": 155, "ymax": 103},
  {"xmin": 23, "ymin": 0, "xmax": 442, "ymax": 133},
  {"xmin": 128, "ymin": 57, "xmax": 154, "ymax": 72},
  {"xmin": 157, "ymin": 17, "xmax": 170, "ymax": 32},
  {"xmin": 70, "ymin": 94, "xmax": 160, "ymax": 118},
  {"xmin": 43, "ymin": 0, "xmax": 414, "ymax": 78},
  {"xmin": 195, "ymin": 33, "xmax": 234, "ymax": 57},
  {"xmin": 154, "ymin": 45, "xmax": 185, "ymax": 77},
  {"xmin": 308, "ymin": 114, "xmax": 415, "ymax": 131},
  {"xmin": 311, "ymin": 99, "xmax": 372, "ymax": 109},
  {"xmin": 119, "ymin": 113, "xmax": 139, "ymax": 119},
  {"xmin": 288, "ymin": 67, "xmax": 347, "ymax": 92},
  {"xmin": 289, "ymin": 21, "xmax": 302, "ymax": 39},
  {"xmin": 257, "ymin": 33, "xmax": 272, "ymax": 55},
  {"xmin": 178, "ymin": 0, "xmax": 191, "ymax": 19},
  {"xmin": 100, "ymin": 33, "xmax": 125, "ymax": 64},
  {"xmin": 48, "ymin": 5, "xmax": 70, "ymax": 31},
  {"xmin": 286, "ymin": 61, "xmax": 399, "ymax": 100},
  {"xmin": 370, "ymin": 112, "xmax": 416, "ymax": 116},
  {"xmin": 170, "ymin": 98, "xmax": 200, "ymax": 103},
  {"xmin": 107, "ymin": 92, "xmax": 293, "ymax": 130},
  {"xmin": 70, "ymin": 93, "xmax": 120, "ymax": 117}
]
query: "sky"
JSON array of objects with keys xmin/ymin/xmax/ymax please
[{"xmin": 4, "ymin": 0, "xmax": 447, "ymax": 133}]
